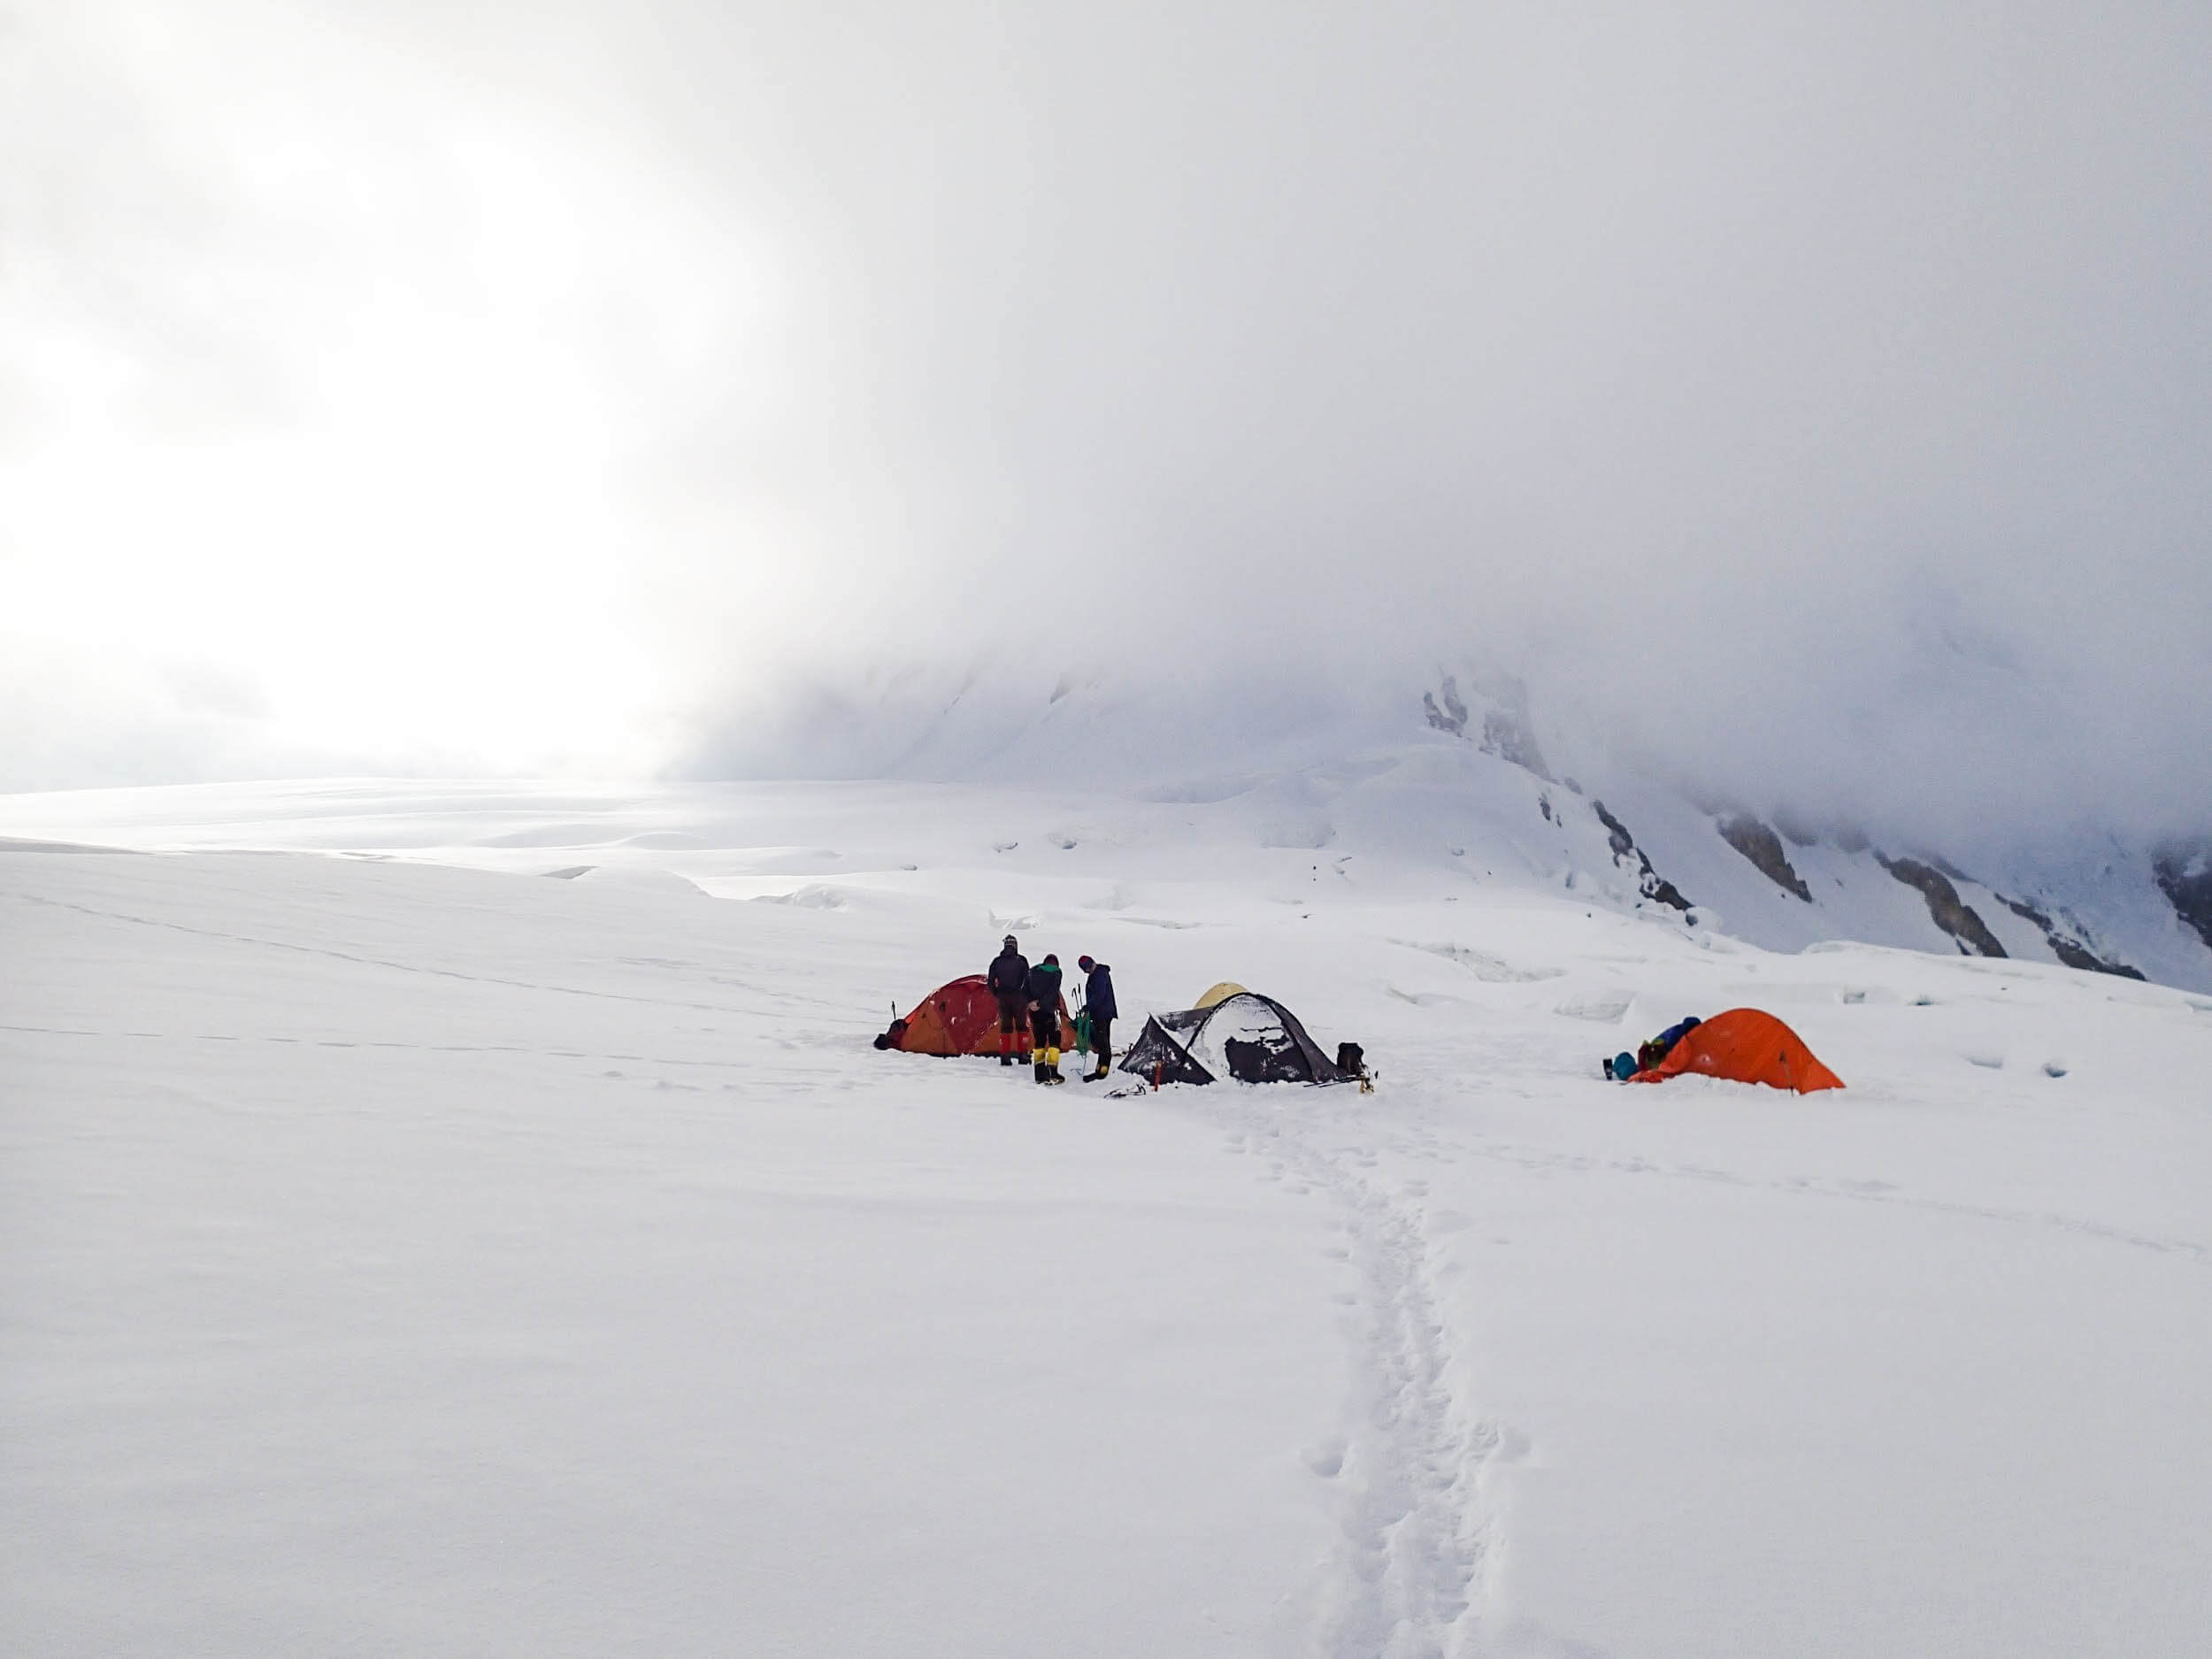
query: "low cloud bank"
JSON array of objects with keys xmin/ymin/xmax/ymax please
[{"xmin": 4, "ymin": 3, "xmax": 2207, "ymax": 849}]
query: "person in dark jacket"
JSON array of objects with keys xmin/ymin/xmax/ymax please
[
  {"xmin": 1633, "ymin": 1015, "xmax": 1702, "ymax": 1075},
  {"xmin": 1077, "ymin": 955, "xmax": 1117, "ymax": 1081},
  {"xmin": 1025, "ymin": 953, "xmax": 1065, "ymax": 1084},
  {"xmin": 987, "ymin": 935, "xmax": 1028, "ymax": 1067}
]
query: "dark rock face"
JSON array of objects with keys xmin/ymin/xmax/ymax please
[
  {"xmin": 1879, "ymin": 855, "xmax": 2007, "ymax": 957},
  {"xmin": 1593, "ymin": 800, "xmax": 1693, "ymax": 913},
  {"xmin": 1424, "ymin": 672, "xmax": 1554, "ymax": 781},
  {"xmin": 2154, "ymin": 841, "xmax": 2212, "ymax": 952},
  {"xmin": 1422, "ymin": 676, "xmax": 1471, "ymax": 737},
  {"xmin": 1718, "ymin": 815, "xmax": 1813, "ymax": 902},
  {"xmin": 1594, "ymin": 800, "xmax": 1636, "ymax": 864},
  {"xmin": 2000, "ymin": 896, "xmax": 2146, "ymax": 979}
]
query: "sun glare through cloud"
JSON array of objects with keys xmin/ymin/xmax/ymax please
[
  {"xmin": 1, "ymin": 0, "xmax": 795, "ymax": 780},
  {"xmin": 2, "ymin": 0, "xmax": 2208, "ymax": 836}
]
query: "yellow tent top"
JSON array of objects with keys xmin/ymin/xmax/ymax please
[{"xmin": 1193, "ymin": 981, "xmax": 1248, "ymax": 1010}]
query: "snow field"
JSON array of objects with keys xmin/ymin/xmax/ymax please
[{"xmin": 4, "ymin": 779, "xmax": 2210, "ymax": 1657}]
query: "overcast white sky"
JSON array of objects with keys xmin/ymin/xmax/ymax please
[{"xmin": 4, "ymin": 1, "xmax": 2208, "ymax": 835}]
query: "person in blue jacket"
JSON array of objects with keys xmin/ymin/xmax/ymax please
[
  {"xmin": 1607, "ymin": 1014, "xmax": 1702, "ymax": 1079},
  {"xmin": 1643, "ymin": 1015, "xmax": 1701, "ymax": 1071},
  {"xmin": 1077, "ymin": 955, "xmax": 1117, "ymax": 1080}
]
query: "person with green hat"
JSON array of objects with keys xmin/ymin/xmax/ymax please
[{"xmin": 1025, "ymin": 952, "xmax": 1065, "ymax": 1084}]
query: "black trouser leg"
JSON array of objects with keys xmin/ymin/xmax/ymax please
[
  {"xmin": 1089, "ymin": 1018, "xmax": 1112, "ymax": 1078},
  {"xmin": 1032, "ymin": 1010, "xmax": 1058, "ymax": 1080}
]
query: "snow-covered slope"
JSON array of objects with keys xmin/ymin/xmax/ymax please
[
  {"xmin": 681, "ymin": 661, "xmax": 2212, "ymax": 994},
  {"xmin": 4, "ymin": 780, "xmax": 2210, "ymax": 1657}
]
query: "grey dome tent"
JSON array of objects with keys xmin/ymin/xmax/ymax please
[{"xmin": 1119, "ymin": 991, "xmax": 1347, "ymax": 1086}]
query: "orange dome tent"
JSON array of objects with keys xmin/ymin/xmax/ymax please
[
  {"xmin": 1630, "ymin": 1007, "xmax": 1843, "ymax": 1094},
  {"xmin": 876, "ymin": 974, "xmax": 1076, "ymax": 1056}
]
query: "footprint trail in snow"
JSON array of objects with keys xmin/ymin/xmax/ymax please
[{"xmin": 1208, "ymin": 1099, "xmax": 1497, "ymax": 1659}]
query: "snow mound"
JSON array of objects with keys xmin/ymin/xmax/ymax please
[
  {"xmin": 568, "ymin": 865, "xmax": 705, "ymax": 898},
  {"xmin": 751, "ymin": 883, "xmax": 847, "ymax": 910}
]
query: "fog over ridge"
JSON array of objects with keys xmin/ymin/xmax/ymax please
[{"xmin": 2, "ymin": 2, "xmax": 2207, "ymax": 848}]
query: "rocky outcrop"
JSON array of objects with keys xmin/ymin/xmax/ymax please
[
  {"xmin": 1717, "ymin": 815, "xmax": 1813, "ymax": 902},
  {"xmin": 1879, "ymin": 855, "xmax": 2006, "ymax": 957},
  {"xmin": 1425, "ymin": 672, "xmax": 1554, "ymax": 780},
  {"xmin": 1592, "ymin": 800, "xmax": 1692, "ymax": 913},
  {"xmin": 1594, "ymin": 801, "xmax": 1635, "ymax": 863},
  {"xmin": 2154, "ymin": 841, "xmax": 2212, "ymax": 953},
  {"xmin": 1421, "ymin": 677, "xmax": 1470, "ymax": 737},
  {"xmin": 2000, "ymin": 896, "xmax": 2145, "ymax": 979}
]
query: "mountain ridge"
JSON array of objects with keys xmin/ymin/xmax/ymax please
[{"xmin": 680, "ymin": 660, "xmax": 2212, "ymax": 993}]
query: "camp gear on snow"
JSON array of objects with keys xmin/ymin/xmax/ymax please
[
  {"xmin": 1336, "ymin": 1041, "xmax": 1374, "ymax": 1094},
  {"xmin": 1119, "ymin": 991, "xmax": 1346, "ymax": 1087},
  {"xmin": 1073, "ymin": 1010, "xmax": 1093, "ymax": 1054},
  {"xmin": 877, "ymin": 976, "xmax": 1076, "ymax": 1056},
  {"xmin": 1192, "ymin": 980, "xmax": 1248, "ymax": 1010},
  {"xmin": 1628, "ymin": 1008, "xmax": 1843, "ymax": 1093},
  {"xmin": 1607, "ymin": 1051, "xmax": 1636, "ymax": 1080}
]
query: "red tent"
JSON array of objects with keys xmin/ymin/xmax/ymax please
[
  {"xmin": 878, "ymin": 974, "xmax": 1076, "ymax": 1056},
  {"xmin": 1631, "ymin": 1007, "xmax": 1843, "ymax": 1094}
]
